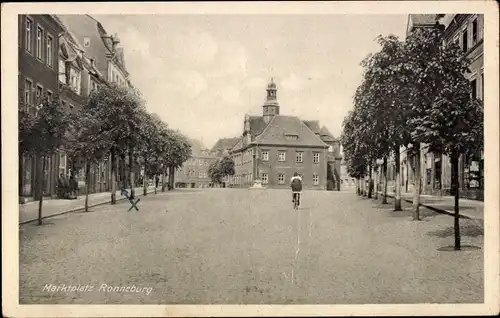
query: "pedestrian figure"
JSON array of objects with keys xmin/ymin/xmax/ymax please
[{"xmin": 155, "ymin": 175, "xmax": 160, "ymax": 188}]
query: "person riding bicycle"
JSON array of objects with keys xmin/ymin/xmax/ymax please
[{"xmin": 290, "ymin": 172, "xmax": 303, "ymax": 206}]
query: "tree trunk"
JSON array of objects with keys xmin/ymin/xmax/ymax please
[
  {"xmin": 169, "ymin": 165, "xmax": 175, "ymax": 190},
  {"xmin": 154, "ymin": 174, "xmax": 158, "ymax": 195},
  {"xmin": 128, "ymin": 149, "xmax": 135, "ymax": 199},
  {"xmin": 143, "ymin": 159, "xmax": 148, "ymax": 196},
  {"xmin": 85, "ymin": 160, "xmax": 90, "ymax": 212},
  {"xmin": 37, "ymin": 155, "xmax": 46, "ymax": 225},
  {"xmin": 412, "ymin": 146, "xmax": 421, "ymax": 221},
  {"xmin": 382, "ymin": 157, "xmax": 388, "ymax": 204},
  {"xmin": 394, "ymin": 146, "xmax": 402, "ymax": 211},
  {"xmin": 110, "ymin": 149, "xmax": 117, "ymax": 204},
  {"xmin": 374, "ymin": 167, "xmax": 379, "ymax": 200},
  {"xmin": 451, "ymin": 152, "xmax": 461, "ymax": 250},
  {"xmin": 368, "ymin": 165, "xmax": 373, "ymax": 198},
  {"xmin": 161, "ymin": 170, "xmax": 166, "ymax": 192}
]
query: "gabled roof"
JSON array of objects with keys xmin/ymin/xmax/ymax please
[
  {"xmin": 187, "ymin": 138, "xmax": 208, "ymax": 157},
  {"xmin": 410, "ymin": 14, "xmax": 437, "ymax": 25},
  {"xmin": 319, "ymin": 126, "xmax": 336, "ymax": 142},
  {"xmin": 211, "ymin": 137, "xmax": 240, "ymax": 152},
  {"xmin": 249, "ymin": 116, "xmax": 267, "ymax": 137},
  {"xmin": 303, "ymin": 120, "xmax": 321, "ymax": 134},
  {"xmin": 254, "ymin": 116, "xmax": 329, "ymax": 148}
]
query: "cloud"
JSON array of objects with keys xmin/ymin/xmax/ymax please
[
  {"xmin": 170, "ymin": 29, "xmax": 218, "ymax": 66},
  {"xmin": 208, "ymin": 41, "xmax": 248, "ymax": 79},
  {"xmin": 281, "ymin": 73, "xmax": 308, "ymax": 91}
]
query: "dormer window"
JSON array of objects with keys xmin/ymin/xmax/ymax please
[{"xmin": 285, "ymin": 134, "xmax": 299, "ymax": 141}]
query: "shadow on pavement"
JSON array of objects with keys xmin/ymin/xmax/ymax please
[
  {"xmin": 427, "ymin": 223, "xmax": 484, "ymax": 238},
  {"xmin": 437, "ymin": 245, "xmax": 482, "ymax": 251}
]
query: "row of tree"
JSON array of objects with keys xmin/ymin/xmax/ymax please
[
  {"xmin": 340, "ymin": 24, "xmax": 483, "ymax": 250},
  {"xmin": 19, "ymin": 82, "xmax": 192, "ymax": 225}
]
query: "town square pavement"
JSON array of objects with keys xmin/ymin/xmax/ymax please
[{"xmin": 19, "ymin": 188, "xmax": 483, "ymax": 304}]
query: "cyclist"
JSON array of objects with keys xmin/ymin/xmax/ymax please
[{"xmin": 290, "ymin": 172, "xmax": 303, "ymax": 206}]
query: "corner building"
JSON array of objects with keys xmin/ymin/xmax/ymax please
[{"xmin": 228, "ymin": 79, "xmax": 341, "ymax": 190}]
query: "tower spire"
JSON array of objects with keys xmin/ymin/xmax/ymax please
[{"xmin": 262, "ymin": 77, "xmax": 280, "ymax": 123}]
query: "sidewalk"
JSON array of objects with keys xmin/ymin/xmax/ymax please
[
  {"xmin": 19, "ymin": 186, "xmax": 157, "ymax": 224},
  {"xmin": 376, "ymin": 190, "xmax": 483, "ymax": 221}
]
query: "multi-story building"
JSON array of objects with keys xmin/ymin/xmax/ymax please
[
  {"xmin": 400, "ymin": 14, "xmax": 484, "ymax": 201},
  {"xmin": 56, "ymin": 14, "xmax": 131, "ymax": 194},
  {"xmin": 18, "ymin": 14, "xmax": 65, "ymax": 202},
  {"xmin": 226, "ymin": 79, "xmax": 341, "ymax": 190},
  {"xmin": 211, "ymin": 137, "xmax": 240, "ymax": 157},
  {"xmin": 174, "ymin": 140, "xmax": 220, "ymax": 188}
]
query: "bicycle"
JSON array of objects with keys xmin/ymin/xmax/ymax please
[{"xmin": 292, "ymin": 192, "xmax": 301, "ymax": 210}]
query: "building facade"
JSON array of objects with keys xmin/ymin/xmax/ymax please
[
  {"xmin": 18, "ymin": 14, "xmax": 65, "ymax": 201},
  {"xmin": 226, "ymin": 79, "xmax": 341, "ymax": 190},
  {"xmin": 399, "ymin": 14, "xmax": 484, "ymax": 201},
  {"xmin": 174, "ymin": 140, "xmax": 220, "ymax": 188},
  {"xmin": 19, "ymin": 14, "xmax": 135, "ymax": 202}
]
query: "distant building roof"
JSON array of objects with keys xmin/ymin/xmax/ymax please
[
  {"xmin": 303, "ymin": 120, "xmax": 321, "ymax": 134},
  {"xmin": 407, "ymin": 14, "xmax": 438, "ymax": 35},
  {"xmin": 253, "ymin": 115, "xmax": 329, "ymax": 148},
  {"xmin": 211, "ymin": 137, "xmax": 240, "ymax": 152}
]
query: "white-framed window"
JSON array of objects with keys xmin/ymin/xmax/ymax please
[
  {"xmin": 313, "ymin": 152, "xmax": 320, "ymax": 163},
  {"xmin": 296, "ymin": 151, "xmax": 303, "ymax": 163},
  {"xmin": 472, "ymin": 18, "xmax": 478, "ymax": 45},
  {"xmin": 470, "ymin": 76, "xmax": 478, "ymax": 100},
  {"xmin": 278, "ymin": 173, "xmax": 285, "ymax": 184},
  {"xmin": 261, "ymin": 173, "xmax": 268, "ymax": 184},
  {"xmin": 24, "ymin": 78, "xmax": 33, "ymax": 106},
  {"xmin": 313, "ymin": 174, "xmax": 319, "ymax": 185},
  {"xmin": 199, "ymin": 170, "xmax": 204, "ymax": 178},
  {"xmin": 58, "ymin": 152, "xmax": 67, "ymax": 176},
  {"xmin": 462, "ymin": 27, "xmax": 468, "ymax": 52},
  {"xmin": 278, "ymin": 151, "xmax": 286, "ymax": 162},
  {"xmin": 328, "ymin": 145, "xmax": 333, "ymax": 152},
  {"xmin": 59, "ymin": 58, "xmax": 67, "ymax": 83},
  {"xmin": 36, "ymin": 84, "xmax": 43, "ymax": 104},
  {"xmin": 46, "ymin": 89, "xmax": 53, "ymax": 103},
  {"xmin": 46, "ymin": 34, "xmax": 54, "ymax": 67},
  {"xmin": 36, "ymin": 25, "xmax": 44, "ymax": 60},
  {"xmin": 69, "ymin": 103, "xmax": 74, "ymax": 109},
  {"xmin": 261, "ymin": 151, "xmax": 269, "ymax": 161},
  {"xmin": 69, "ymin": 68, "xmax": 81, "ymax": 94},
  {"xmin": 25, "ymin": 16, "xmax": 33, "ymax": 53}
]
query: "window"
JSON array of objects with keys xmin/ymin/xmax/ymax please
[
  {"xmin": 278, "ymin": 173, "xmax": 285, "ymax": 184},
  {"xmin": 24, "ymin": 79, "xmax": 32, "ymax": 106},
  {"xmin": 481, "ymin": 72, "xmax": 484, "ymax": 101},
  {"xmin": 313, "ymin": 152, "xmax": 320, "ymax": 163},
  {"xmin": 471, "ymin": 78, "xmax": 477, "ymax": 100},
  {"xmin": 58, "ymin": 152, "xmax": 67, "ymax": 176},
  {"xmin": 46, "ymin": 34, "xmax": 53, "ymax": 67},
  {"xmin": 328, "ymin": 145, "xmax": 333, "ymax": 152},
  {"xmin": 285, "ymin": 134, "xmax": 298, "ymax": 141},
  {"xmin": 25, "ymin": 17, "xmax": 33, "ymax": 52},
  {"xmin": 84, "ymin": 37, "xmax": 91, "ymax": 47},
  {"xmin": 36, "ymin": 84, "xmax": 43, "ymax": 104},
  {"xmin": 313, "ymin": 174, "xmax": 319, "ymax": 185},
  {"xmin": 36, "ymin": 26, "xmax": 43, "ymax": 60},
  {"xmin": 69, "ymin": 103, "xmax": 74, "ymax": 109},
  {"xmin": 278, "ymin": 151, "xmax": 286, "ymax": 162},
  {"xmin": 462, "ymin": 28, "xmax": 468, "ymax": 52},
  {"xmin": 46, "ymin": 90, "xmax": 53, "ymax": 103},
  {"xmin": 199, "ymin": 171, "xmax": 205, "ymax": 178},
  {"xmin": 69, "ymin": 68, "xmax": 81, "ymax": 94},
  {"xmin": 59, "ymin": 59, "xmax": 67, "ymax": 83},
  {"xmin": 261, "ymin": 173, "xmax": 268, "ymax": 184},
  {"xmin": 261, "ymin": 151, "xmax": 269, "ymax": 161},
  {"xmin": 472, "ymin": 18, "xmax": 478, "ymax": 45},
  {"xmin": 296, "ymin": 151, "xmax": 303, "ymax": 163}
]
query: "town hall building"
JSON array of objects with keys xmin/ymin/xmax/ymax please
[{"xmin": 225, "ymin": 78, "xmax": 342, "ymax": 190}]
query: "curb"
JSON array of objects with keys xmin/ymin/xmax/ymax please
[
  {"xmin": 372, "ymin": 192, "xmax": 474, "ymax": 220},
  {"xmin": 20, "ymin": 189, "xmax": 159, "ymax": 225}
]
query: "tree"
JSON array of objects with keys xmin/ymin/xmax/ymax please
[
  {"xmin": 208, "ymin": 156, "xmax": 235, "ymax": 186},
  {"xmin": 65, "ymin": 109, "xmax": 111, "ymax": 211},
  {"xmin": 406, "ymin": 26, "xmax": 484, "ymax": 250},
  {"xmin": 19, "ymin": 97, "xmax": 71, "ymax": 225},
  {"xmin": 85, "ymin": 83, "xmax": 146, "ymax": 204},
  {"xmin": 163, "ymin": 130, "xmax": 192, "ymax": 190}
]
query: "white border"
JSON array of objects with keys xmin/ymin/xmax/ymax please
[{"xmin": 2, "ymin": 1, "xmax": 499, "ymax": 317}]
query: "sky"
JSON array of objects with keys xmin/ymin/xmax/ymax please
[{"xmin": 95, "ymin": 14, "xmax": 408, "ymax": 149}]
